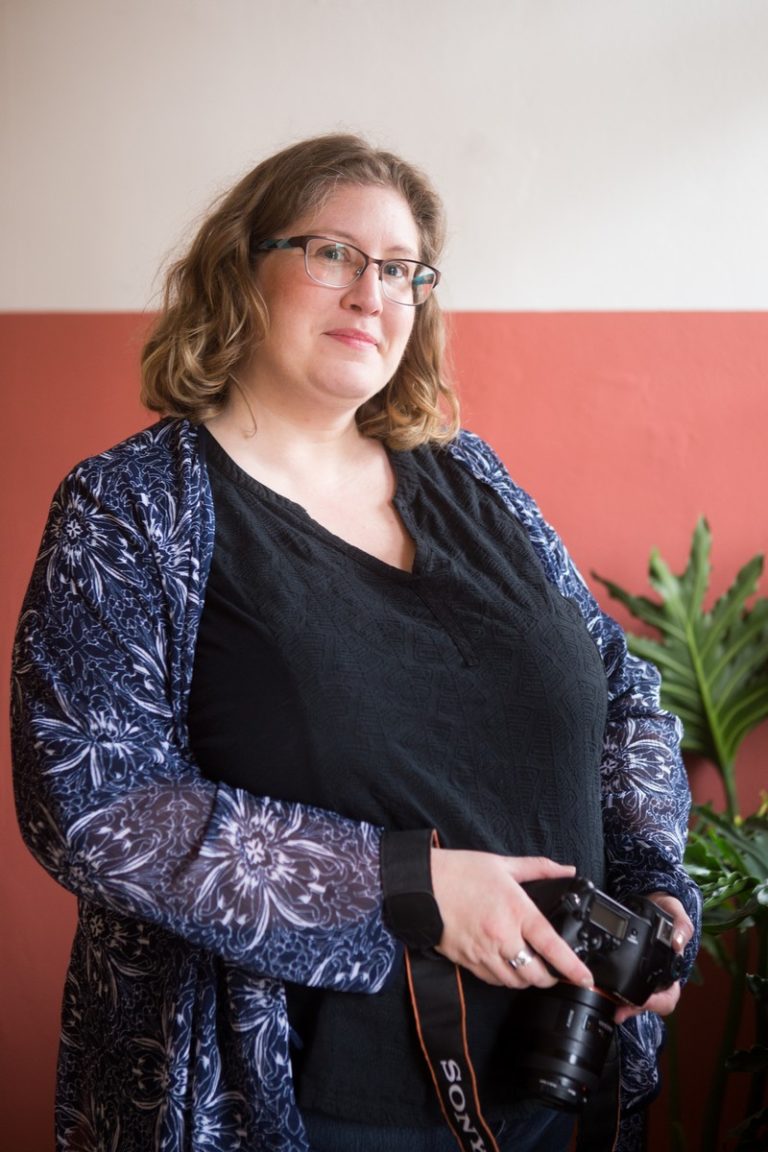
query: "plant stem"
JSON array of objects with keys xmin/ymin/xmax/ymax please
[
  {"xmin": 701, "ymin": 933, "xmax": 749, "ymax": 1152},
  {"xmin": 684, "ymin": 619, "xmax": 737, "ymax": 818},
  {"xmin": 720, "ymin": 760, "xmax": 739, "ymax": 822}
]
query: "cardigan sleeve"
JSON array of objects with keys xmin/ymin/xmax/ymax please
[
  {"xmin": 447, "ymin": 430, "xmax": 702, "ymax": 1115},
  {"xmin": 448, "ymin": 431, "xmax": 702, "ymax": 956},
  {"xmin": 11, "ymin": 446, "xmax": 397, "ymax": 994}
]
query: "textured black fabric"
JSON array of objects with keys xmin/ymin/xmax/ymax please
[{"xmin": 189, "ymin": 428, "xmax": 609, "ymax": 1124}]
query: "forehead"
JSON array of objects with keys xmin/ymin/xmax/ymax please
[{"xmin": 291, "ymin": 183, "xmax": 421, "ymax": 255}]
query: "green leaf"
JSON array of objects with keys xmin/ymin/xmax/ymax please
[
  {"xmin": 685, "ymin": 807, "xmax": 768, "ymax": 936},
  {"xmin": 689, "ymin": 807, "xmax": 768, "ymax": 873},
  {"xmin": 593, "ymin": 518, "xmax": 768, "ymax": 816}
]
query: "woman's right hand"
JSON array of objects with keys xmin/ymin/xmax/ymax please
[{"xmin": 430, "ymin": 849, "xmax": 595, "ymax": 991}]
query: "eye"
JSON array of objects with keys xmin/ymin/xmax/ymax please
[
  {"xmin": 381, "ymin": 260, "xmax": 413, "ymax": 282},
  {"xmin": 314, "ymin": 242, "xmax": 354, "ymax": 265}
]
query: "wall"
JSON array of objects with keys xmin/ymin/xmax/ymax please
[
  {"xmin": 2, "ymin": 2, "xmax": 767, "ymax": 1148},
  {"xmin": 4, "ymin": 1, "xmax": 768, "ymax": 313}
]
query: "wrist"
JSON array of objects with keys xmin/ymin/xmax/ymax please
[{"xmin": 381, "ymin": 829, "xmax": 444, "ymax": 951}]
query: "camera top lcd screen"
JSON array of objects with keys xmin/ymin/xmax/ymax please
[{"xmin": 588, "ymin": 901, "xmax": 628, "ymax": 940}]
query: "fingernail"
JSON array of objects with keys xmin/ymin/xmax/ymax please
[{"xmin": 674, "ymin": 931, "xmax": 686, "ymax": 950}]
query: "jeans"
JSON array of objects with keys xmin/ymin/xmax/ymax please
[{"xmin": 302, "ymin": 1108, "xmax": 575, "ymax": 1152}]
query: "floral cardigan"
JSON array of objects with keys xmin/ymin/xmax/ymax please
[{"xmin": 12, "ymin": 418, "xmax": 701, "ymax": 1152}]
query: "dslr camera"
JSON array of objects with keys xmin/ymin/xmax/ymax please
[{"xmin": 515, "ymin": 876, "xmax": 684, "ymax": 1110}]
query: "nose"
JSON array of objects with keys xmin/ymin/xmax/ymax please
[{"xmin": 340, "ymin": 261, "xmax": 384, "ymax": 314}]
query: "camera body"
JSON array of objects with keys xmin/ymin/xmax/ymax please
[
  {"xmin": 514, "ymin": 876, "xmax": 684, "ymax": 1110},
  {"xmin": 522, "ymin": 875, "xmax": 683, "ymax": 1005}
]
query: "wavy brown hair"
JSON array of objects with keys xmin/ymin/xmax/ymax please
[{"xmin": 141, "ymin": 133, "xmax": 459, "ymax": 449}]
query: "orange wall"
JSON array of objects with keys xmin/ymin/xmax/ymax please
[{"xmin": 2, "ymin": 312, "xmax": 766, "ymax": 1148}]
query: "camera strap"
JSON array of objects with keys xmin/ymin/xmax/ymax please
[{"xmin": 404, "ymin": 947, "xmax": 500, "ymax": 1152}]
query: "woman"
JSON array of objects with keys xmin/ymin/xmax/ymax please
[{"xmin": 12, "ymin": 134, "xmax": 699, "ymax": 1152}]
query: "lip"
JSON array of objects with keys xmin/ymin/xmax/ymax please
[{"xmin": 324, "ymin": 328, "xmax": 379, "ymax": 349}]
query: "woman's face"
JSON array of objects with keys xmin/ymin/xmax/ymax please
[{"xmin": 247, "ymin": 183, "xmax": 421, "ymax": 422}]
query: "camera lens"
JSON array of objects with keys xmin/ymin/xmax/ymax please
[{"xmin": 514, "ymin": 984, "xmax": 615, "ymax": 1110}]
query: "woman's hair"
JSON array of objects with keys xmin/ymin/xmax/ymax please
[{"xmin": 141, "ymin": 133, "xmax": 459, "ymax": 449}]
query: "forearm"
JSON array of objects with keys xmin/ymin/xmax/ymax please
[
  {"xmin": 11, "ymin": 460, "xmax": 398, "ymax": 991},
  {"xmin": 600, "ymin": 698, "xmax": 702, "ymax": 975},
  {"xmin": 13, "ymin": 680, "xmax": 397, "ymax": 990}
]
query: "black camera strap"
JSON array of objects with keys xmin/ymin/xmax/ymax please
[
  {"xmin": 405, "ymin": 950, "xmax": 624, "ymax": 1152},
  {"xmin": 404, "ymin": 947, "xmax": 501, "ymax": 1152}
]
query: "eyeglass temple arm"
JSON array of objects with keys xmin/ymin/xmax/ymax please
[{"xmin": 253, "ymin": 238, "xmax": 300, "ymax": 253}]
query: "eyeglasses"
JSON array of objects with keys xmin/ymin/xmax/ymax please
[{"xmin": 254, "ymin": 235, "xmax": 440, "ymax": 306}]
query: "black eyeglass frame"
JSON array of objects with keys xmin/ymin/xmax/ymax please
[{"xmin": 253, "ymin": 235, "xmax": 441, "ymax": 306}]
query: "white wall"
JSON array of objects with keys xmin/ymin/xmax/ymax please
[{"xmin": 3, "ymin": 0, "xmax": 768, "ymax": 311}]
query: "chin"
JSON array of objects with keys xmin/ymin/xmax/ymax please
[{"xmin": 318, "ymin": 373, "xmax": 389, "ymax": 405}]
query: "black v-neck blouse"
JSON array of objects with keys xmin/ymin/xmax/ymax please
[{"xmin": 189, "ymin": 426, "xmax": 608, "ymax": 1123}]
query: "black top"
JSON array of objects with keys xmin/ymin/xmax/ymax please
[{"xmin": 189, "ymin": 427, "xmax": 608, "ymax": 1123}]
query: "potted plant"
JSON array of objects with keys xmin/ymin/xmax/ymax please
[{"xmin": 594, "ymin": 518, "xmax": 768, "ymax": 1152}]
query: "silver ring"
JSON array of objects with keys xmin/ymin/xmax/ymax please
[{"xmin": 509, "ymin": 948, "xmax": 533, "ymax": 970}]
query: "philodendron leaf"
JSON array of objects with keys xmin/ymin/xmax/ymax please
[
  {"xmin": 690, "ymin": 806, "xmax": 768, "ymax": 880},
  {"xmin": 700, "ymin": 874, "xmax": 752, "ymax": 908},
  {"xmin": 685, "ymin": 807, "xmax": 768, "ymax": 929},
  {"xmin": 593, "ymin": 518, "xmax": 768, "ymax": 783}
]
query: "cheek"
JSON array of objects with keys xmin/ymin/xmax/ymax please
[{"xmin": 391, "ymin": 310, "xmax": 416, "ymax": 354}]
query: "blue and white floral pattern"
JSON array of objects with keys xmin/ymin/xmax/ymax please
[
  {"xmin": 12, "ymin": 418, "xmax": 700, "ymax": 1151},
  {"xmin": 448, "ymin": 431, "xmax": 702, "ymax": 1126}
]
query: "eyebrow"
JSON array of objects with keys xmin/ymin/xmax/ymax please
[{"xmin": 313, "ymin": 229, "xmax": 420, "ymax": 259}]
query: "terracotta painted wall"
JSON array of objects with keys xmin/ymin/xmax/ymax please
[{"xmin": 2, "ymin": 310, "xmax": 766, "ymax": 1149}]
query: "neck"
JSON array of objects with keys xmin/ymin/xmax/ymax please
[{"xmin": 206, "ymin": 382, "xmax": 378, "ymax": 484}]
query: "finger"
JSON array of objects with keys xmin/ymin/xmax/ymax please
[
  {"xmin": 613, "ymin": 1004, "xmax": 636, "ymax": 1025},
  {"xmin": 510, "ymin": 954, "xmax": 561, "ymax": 991},
  {"xmin": 486, "ymin": 950, "xmax": 559, "ymax": 990},
  {"xmin": 644, "ymin": 984, "xmax": 682, "ymax": 1016},
  {"xmin": 673, "ymin": 928, "xmax": 689, "ymax": 953},
  {"xmin": 614, "ymin": 982, "xmax": 681, "ymax": 1024},
  {"xmin": 646, "ymin": 893, "xmax": 694, "ymax": 951},
  {"xmin": 523, "ymin": 919, "xmax": 594, "ymax": 988},
  {"xmin": 675, "ymin": 911, "xmax": 695, "ymax": 951},
  {"xmin": 668, "ymin": 910, "xmax": 694, "ymax": 952},
  {"xmin": 473, "ymin": 968, "xmax": 507, "ymax": 988},
  {"xmin": 507, "ymin": 857, "xmax": 577, "ymax": 884}
]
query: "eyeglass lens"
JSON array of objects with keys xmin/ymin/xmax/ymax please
[{"xmin": 304, "ymin": 238, "xmax": 436, "ymax": 305}]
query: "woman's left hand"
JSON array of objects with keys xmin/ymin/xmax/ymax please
[{"xmin": 613, "ymin": 892, "xmax": 695, "ymax": 1025}]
